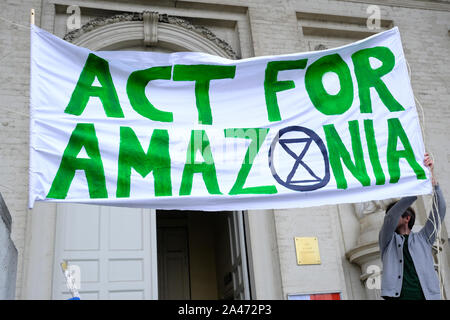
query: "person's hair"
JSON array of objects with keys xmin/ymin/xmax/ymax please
[{"xmin": 386, "ymin": 201, "xmax": 416, "ymax": 230}]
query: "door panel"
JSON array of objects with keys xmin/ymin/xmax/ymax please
[
  {"xmin": 157, "ymin": 226, "xmax": 190, "ymax": 300},
  {"xmin": 108, "ymin": 210, "xmax": 143, "ymax": 250},
  {"xmin": 53, "ymin": 204, "xmax": 158, "ymax": 300},
  {"xmin": 63, "ymin": 205, "xmax": 100, "ymax": 251}
]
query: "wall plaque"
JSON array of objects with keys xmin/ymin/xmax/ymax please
[{"xmin": 295, "ymin": 237, "xmax": 321, "ymax": 265}]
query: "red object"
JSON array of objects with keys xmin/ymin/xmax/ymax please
[{"xmin": 309, "ymin": 293, "xmax": 341, "ymax": 300}]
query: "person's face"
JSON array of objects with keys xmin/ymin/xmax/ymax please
[{"xmin": 396, "ymin": 214, "xmax": 411, "ymax": 232}]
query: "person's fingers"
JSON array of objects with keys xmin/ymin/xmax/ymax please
[
  {"xmin": 423, "ymin": 153, "xmax": 435, "ymax": 171},
  {"xmin": 424, "ymin": 157, "xmax": 433, "ymax": 168}
]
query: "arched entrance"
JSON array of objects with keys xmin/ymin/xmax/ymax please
[{"xmin": 51, "ymin": 12, "xmax": 249, "ymax": 300}]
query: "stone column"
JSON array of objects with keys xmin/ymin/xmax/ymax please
[
  {"xmin": 0, "ymin": 192, "xmax": 18, "ymax": 299},
  {"xmin": 346, "ymin": 199, "xmax": 394, "ymax": 300}
]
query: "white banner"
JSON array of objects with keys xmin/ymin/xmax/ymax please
[{"xmin": 29, "ymin": 25, "xmax": 431, "ymax": 210}]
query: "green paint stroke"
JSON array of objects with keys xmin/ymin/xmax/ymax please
[
  {"xmin": 179, "ymin": 130, "xmax": 221, "ymax": 195},
  {"xmin": 117, "ymin": 127, "xmax": 172, "ymax": 197},
  {"xmin": 47, "ymin": 123, "xmax": 107, "ymax": 199},
  {"xmin": 127, "ymin": 66, "xmax": 173, "ymax": 122},
  {"xmin": 264, "ymin": 59, "xmax": 308, "ymax": 122},
  {"xmin": 323, "ymin": 120, "xmax": 371, "ymax": 189},
  {"xmin": 173, "ymin": 64, "xmax": 236, "ymax": 125},
  {"xmin": 224, "ymin": 128, "xmax": 277, "ymax": 195},
  {"xmin": 386, "ymin": 118, "xmax": 426, "ymax": 183},
  {"xmin": 64, "ymin": 53, "xmax": 124, "ymax": 118},
  {"xmin": 364, "ymin": 119, "xmax": 385, "ymax": 185},
  {"xmin": 305, "ymin": 54, "xmax": 354, "ymax": 116},
  {"xmin": 352, "ymin": 46, "xmax": 404, "ymax": 113}
]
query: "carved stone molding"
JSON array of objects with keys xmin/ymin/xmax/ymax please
[
  {"xmin": 346, "ymin": 241, "xmax": 380, "ymax": 266},
  {"xmin": 334, "ymin": 0, "xmax": 450, "ymax": 12},
  {"xmin": 63, "ymin": 12, "xmax": 142, "ymax": 42},
  {"xmin": 354, "ymin": 199, "xmax": 396, "ymax": 218},
  {"xmin": 313, "ymin": 44, "xmax": 328, "ymax": 51},
  {"xmin": 143, "ymin": 11, "xmax": 158, "ymax": 46},
  {"xmin": 63, "ymin": 12, "xmax": 238, "ymax": 59},
  {"xmin": 346, "ymin": 241, "xmax": 383, "ymax": 300}
]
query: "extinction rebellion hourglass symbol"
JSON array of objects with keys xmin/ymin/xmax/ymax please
[{"xmin": 268, "ymin": 126, "xmax": 330, "ymax": 191}]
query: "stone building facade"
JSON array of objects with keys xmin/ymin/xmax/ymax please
[{"xmin": 0, "ymin": 0, "xmax": 449, "ymax": 299}]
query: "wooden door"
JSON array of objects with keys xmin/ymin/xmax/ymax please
[{"xmin": 52, "ymin": 204, "xmax": 158, "ymax": 299}]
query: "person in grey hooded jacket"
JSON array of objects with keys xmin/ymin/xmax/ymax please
[{"xmin": 379, "ymin": 153, "xmax": 446, "ymax": 300}]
